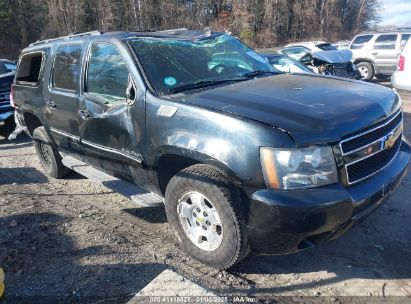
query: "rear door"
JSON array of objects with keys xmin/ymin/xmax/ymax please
[
  {"xmin": 46, "ymin": 44, "xmax": 83, "ymax": 151},
  {"xmin": 370, "ymin": 34, "xmax": 399, "ymax": 75}
]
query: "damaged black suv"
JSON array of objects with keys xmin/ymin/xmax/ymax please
[{"xmin": 13, "ymin": 29, "xmax": 410, "ymax": 269}]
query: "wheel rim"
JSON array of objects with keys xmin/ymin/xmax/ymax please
[
  {"xmin": 177, "ymin": 191, "xmax": 223, "ymax": 251},
  {"xmin": 38, "ymin": 141, "xmax": 52, "ymax": 166},
  {"xmin": 358, "ymin": 66, "xmax": 369, "ymax": 79}
]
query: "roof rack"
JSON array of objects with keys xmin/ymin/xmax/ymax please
[
  {"xmin": 29, "ymin": 30, "xmax": 102, "ymax": 47},
  {"xmin": 360, "ymin": 27, "xmax": 411, "ymax": 34}
]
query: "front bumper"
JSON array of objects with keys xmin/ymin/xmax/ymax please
[{"xmin": 246, "ymin": 138, "xmax": 410, "ymax": 254}]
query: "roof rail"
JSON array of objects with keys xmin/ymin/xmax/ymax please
[
  {"xmin": 29, "ymin": 30, "xmax": 102, "ymax": 47},
  {"xmin": 360, "ymin": 27, "xmax": 411, "ymax": 34}
]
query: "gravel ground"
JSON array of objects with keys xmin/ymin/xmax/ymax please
[{"xmin": 1, "ymin": 89, "xmax": 411, "ymax": 303}]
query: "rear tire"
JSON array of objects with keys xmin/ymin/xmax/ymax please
[
  {"xmin": 33, "ymin": 126, "xmax": 71, "ymax": 178},
  {"xmin": 357, "ymin": 62, "xmax": 374, "ymax": 81},
  {"xmin": 165, "ymin": 164, "xmax": 249, "ymax": 269}
]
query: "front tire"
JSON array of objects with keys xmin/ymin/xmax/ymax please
[
  {"xmin": 165, "ymin": 164, "xmax": 249, "ymax": 269},
  {"xmin": 33, "ymin": 126, "xmax": 71, "ymax": 178}
]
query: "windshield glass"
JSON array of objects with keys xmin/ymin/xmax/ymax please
[{"xmin": 128, "ymin": 34, "xmax": 276, "ymax": 95}]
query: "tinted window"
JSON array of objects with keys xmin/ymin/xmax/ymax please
[
  {"xmin": 15, "ymin": 52, "xmax": 44, "ymax": 85},
  {"xmin": 52, "ymin": 45, "xmax": 82, "ymax": 91},
  {"xmin": 374, "ymin": 34, "xmax": 397, "ymax": 50},
  {"xmin": 86, "ymin": 43, "xmax": 129, "ymax": 103},
  {"xmin": 401, "ymin": 34, "xmax": 411, "ymax": 49},
  {"xmin": 350, "ymin": 35, "xmax": 373, "ymax": 49}
]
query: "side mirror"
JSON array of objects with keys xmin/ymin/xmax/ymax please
[{"xmin": 126, "ymin": 74, "xmax": 136, "ymax": 104}]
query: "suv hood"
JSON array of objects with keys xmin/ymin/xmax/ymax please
[
  {"xmin": 311, "ymin": 49, "xmax": 353, "ymax": 63},
  {"xmin": 174, "ymin": 74, "xmax": 400, "ymax": 146}
]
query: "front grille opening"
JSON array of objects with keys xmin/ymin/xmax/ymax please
[
  {"xmin": 346, "ymin": 136, "xmax": 401, "ymax": 183},
  {"xmin": 341, "ymin": 112, "xmax": 402, "ymax": 154}
]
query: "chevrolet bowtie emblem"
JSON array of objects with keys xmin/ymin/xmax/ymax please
[{"xmin": 382, "ymin": 125, "xmax": 402, "ymax": 150}]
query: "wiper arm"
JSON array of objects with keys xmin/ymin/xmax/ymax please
[
  {"xmin": 241, "ymin": 70, "xmax": 278, "ymax": 78},
  {"xmin": 169, "ymin": 78, "xmax": 247, "ymax": 94}
]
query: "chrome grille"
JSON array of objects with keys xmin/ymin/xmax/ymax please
[{"xmin": 340, "ymin": 111, "xmax": 403, "ymax": 185}]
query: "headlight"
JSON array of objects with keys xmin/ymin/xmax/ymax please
[{"xmin": 260, "ymin": 146, "xmax": 338, "ymax": 189}]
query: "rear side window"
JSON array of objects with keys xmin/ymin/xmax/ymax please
[
  {"xmin": 52, "ymin": 44, "xmax": 82, "ymax": 91},
  {"xmin": 401, "ymin": 34, "xmax": 411, "ymax": 49},
  {"xmin": 85, "ymin": 43, "xmax": 129, "ymax": 103},
  {"xmin": 374, "ymin": 34, "xmax": 397, "ymax": 50},
  {"xmin": 350, "ymin": 35, "xmax": 373, "ymax": 49},
  {"xmin": 15, "ymin": 52, "xmax": 44, "ymax": 85}
]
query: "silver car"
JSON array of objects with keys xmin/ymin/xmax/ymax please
[
  {"xmin": 392, "ymin": 38, "xmax": 411, "ymax": 91},
  {"xmin": 349, "ymin": 31, "xmax": 411, "ymax": 81}
]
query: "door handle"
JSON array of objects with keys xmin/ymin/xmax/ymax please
[
  {"xmin": 47, "ymin": 100, "xmax": 56, "ymax": 108},
  {"xmin": 371, "ymin": 52, "xmax": 378, "ymax": 55},
  {"xmin": 79, "ymin": 109, "xmax": 91, "ymax": 119}
]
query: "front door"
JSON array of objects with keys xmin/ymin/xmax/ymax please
[
  {"xmin": 78, "ymin": 42, "xmax": 145, "ymax": 182},
  {"xmin": 370, "ymin": 34, "xmax": 399, "ymax": 75},
  {"xmin": 46, "ymin": 44, "xmax": 83, "ymax": 152}
]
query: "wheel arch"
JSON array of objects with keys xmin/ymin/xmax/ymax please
[
  {"xmin": 155, "ymin": 148, "xmax": 242, "ymax": 195},
  {"xmin": 354, "ymin": 58, "xmax": 375, "ymax": 66},
  {"xmin": 23, "ymin": 111, "xmax": 43, "ymax": 136}
]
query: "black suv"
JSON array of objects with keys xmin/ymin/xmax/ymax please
[{"xmin": 13, "ymin": 30, "xmax": 410, "ymax": 269}]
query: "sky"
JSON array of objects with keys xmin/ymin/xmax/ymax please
[{"xmin": 379, "ymin": 0, "xmax": 411, "ymax": 28}]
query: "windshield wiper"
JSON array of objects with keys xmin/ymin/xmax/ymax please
[
  {"xmin": 241, "ymin": 70, "xmax": 278, "ymax": 78},
  {"xmin": 169, "ymin": 78, "xmax": 247, "ymax": 94}
]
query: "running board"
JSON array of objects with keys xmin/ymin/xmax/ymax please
[{"xmin": 61, "ymin": 155, "xmax": 164, "ymax": 207}]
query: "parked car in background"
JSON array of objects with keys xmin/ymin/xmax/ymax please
[
  {"xmin": 392, "ymin": 38, "xmax": 411, "ymax": 91},
  {"xmin": 333, "ymin": 40, "xmax": 351, "ymax": 50},
  {"xmin": 279, "ymin": 45, "xmax": 360, "ymax": 79},
  {"xmin": 259, "ymin": 53, "xmax": 313, "ymax": 74},
  {"xmin": 349, "ymin": 30, "xmax": 411, "ymax": 81},
  {"xmin": 285, "ymin": 41, "xmax": 339, "ymax": 52},
  {"xmin": 0, "ymin": 59, "xmax": 16, "ymax": 137}
]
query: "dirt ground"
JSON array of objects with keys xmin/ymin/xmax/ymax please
[{"xmin": 1, "ymin": 87, "xmax": 411, "ymax": 303}]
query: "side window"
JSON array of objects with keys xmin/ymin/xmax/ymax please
[
  {"xmin": 52, "ymin": 45, "xmax": 82, "ymax": 91},
  {"xmin": 85, "ymin": 43, "xmax": 129, "ymax": 104},
  {"xmin": 401, "ymin": 34, "xmax": 411, "ymax": 49},
  {"xmin": 350, "ymin": 35, "xmax": 373, "ymax": 49},
  {"xmin": 15, "ymin": 52, "xmax": 44, "ymax": 85},
  {"xmin": 373, "ymin": 34, "xmax": 397, "ymax": 50}
]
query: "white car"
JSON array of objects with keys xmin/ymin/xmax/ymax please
[
  {"xmin": 285, "ymin": 41, "xmax": 338, "ymax": 52},
  {"xmin": 392, "ymin": 38, "xmax": 411, "ymax": 91}
]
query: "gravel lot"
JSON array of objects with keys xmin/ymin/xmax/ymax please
[{"xmin": 1, "ymin": 86, "xmax": 411, "ymax": 303}]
